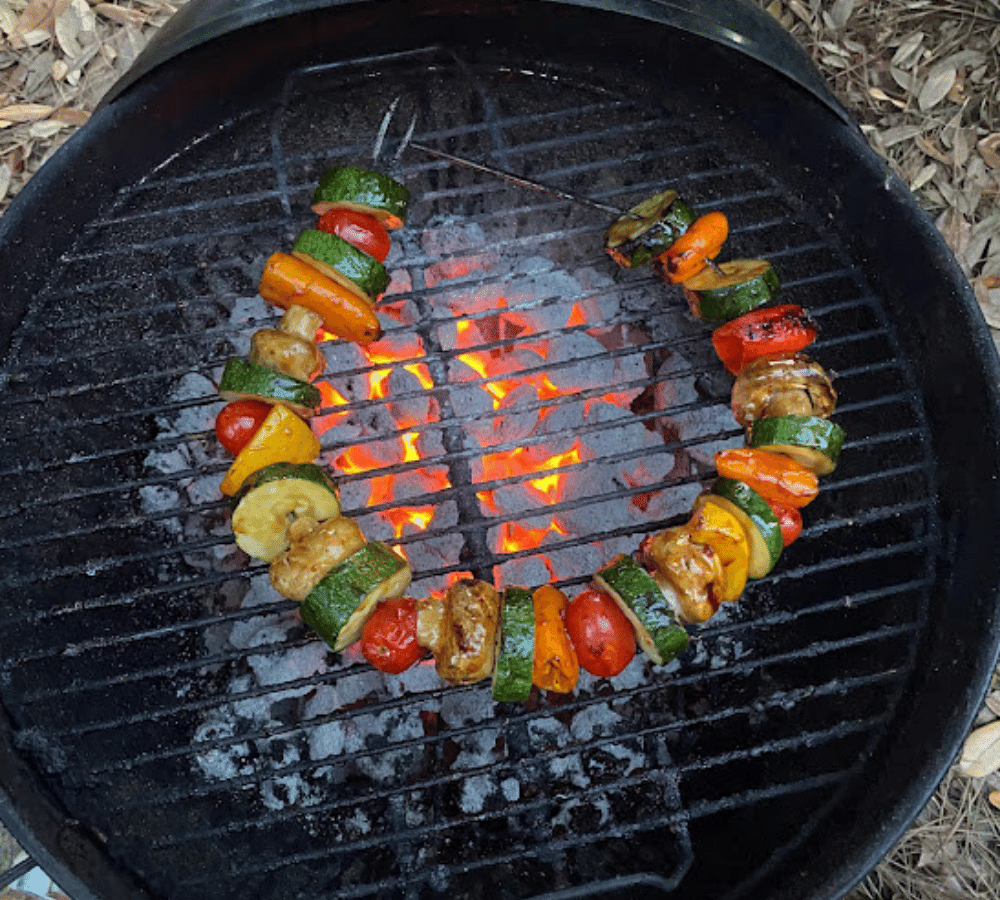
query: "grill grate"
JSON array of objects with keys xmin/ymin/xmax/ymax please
[{"xmin": 0, "ymin": 40, "xmax": 937, "ymax": 900}]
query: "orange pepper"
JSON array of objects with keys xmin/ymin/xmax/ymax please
[
  {"xmin": 714, "ymin": 447, "xmax": 819, "ymax": 509},
  {"xmin": 258, "ymin": 252, "xmax": 382, "ymax": 346},
  {"xmin": 687, "ymin": 500, "xmax": 750, "ymax": 603},
  {"xmin": 531, "ymin": 585, "xmax": 580, "ymax": 693},
  {"xmin": 654, "ymin": 211, "xmax": 729, "ymax": 284}
]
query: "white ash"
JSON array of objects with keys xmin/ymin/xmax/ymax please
[
  {"xmin": 445, "ymin": 379, "xmax": 495, "ymax": 420},
  {"xmin": 457, "ymin": 773, "xmax": 498, "ymax": 815},
  {"xmin": 487, "ymin": 384, "xmax": 542, "ymax": 448},
  {"xmin": 494, "ymin": 555, "xmax": 554, "ymax": 590},
  {"xmin": 420, "ymin": 217, "xmax": 489, "ymax": 257},
  {"xmin": 398, "ymin": 528, "xmax": 465, "ymax": 575}
]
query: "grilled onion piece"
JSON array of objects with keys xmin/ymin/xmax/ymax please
[
  {"xmin": 731, "ymin": 352, "xmax": 837, "ymax": 429},
  {"xmin": 417, "ymin": 578, "xmax": 501, "ymax": 685}
]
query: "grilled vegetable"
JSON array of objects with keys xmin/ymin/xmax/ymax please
[
  {"xmin": 711, "ymin": 304, "xmax": 817, "ymax": 374},
  {"xmin": 218, "ymin": 357, "xmax": 322, "ymax": 418},
  {"xmin": 317, "ymin": 207, "xmax": 392, "ymax": 262},
  {"xmin": 748, "ymin": 414, "xmax": 845, "ymax": 476},
  {"xmin": 684, "ymin": 258, "xmax": 780, "ymax": 323},
  {"xmin": 269, "ymin": 515, "xmax": 366, "ymax": 601},
  {"xmin": 564, "ymin": 588, "xmax": 636, "ymax": 677},
  {"xmin": 714, "ymin": 447, "xmax": 820, "ymax": 509},
  {"xmin": 417, "ymin": 578, "xmax": 501, "ymax": 685},
  {"xmin": 300, "ymin": 541, "xmax": 412, "ymax": 652},
  {"xmin": 230, "ymin": 462, "xmax": 340, "ymax": 562},
  {"xmin": 249, "ymin": 328, "xmax": 326, "ymax": 383},
  {"xmin": 215, "ymin": 399, "xmax": 272, "ymax": 456},
  {"xmin": 604, "ymin": 188, "xmax": 696, "ymax": 268},
  {"xmin": 766, "ymin": 499, "xmax": 804, "ymax": 546},
  {"xmin": 653, "ymin": 211, "xmax": 729, "ymax": 284},
  {"xmin": 360, "ymin": 596, "xmax": 424, "ymax": 673},
  {"xmin": 531, "ymin": 585, "xmax": 579, "ymax": 693},
  {"xmin": 638, "ymin": 526, "xmax": 726, "ymax": 623},
  {"xmin": 311, "ymin": 165, "xmax": 410, "ymax": 230},
  {"xmin": 687, "ymin": 500, "xmax": 750, "ymax": 603},
  {"xmin": 593, "ymin": 555, "xmax": 689, "ymax": 665},
  {"xmin": 258, "ymin": 251, "xmax": 382, "ymax": 346},
  {"xmin": 218, "ymin": 402, "xmax": 320, "ymax": 497},
  {"xmin": 291, "ymin": 229, "xmax": 391, "ymax": 303},
  {"xmin": 492, "ymin": 587, "xmax": 536, "ymax": 702},
  {"xmin": 699, "ymin": 478, "xmax": 783, "ymax": 578},
  {"xmin": 730, "ymin": 352, "xmax": 837, "ymax": 428}
]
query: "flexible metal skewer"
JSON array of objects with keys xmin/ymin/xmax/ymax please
[{"xmin": 407, "ymin": 140, "xmax": 624, "ymax": 216}]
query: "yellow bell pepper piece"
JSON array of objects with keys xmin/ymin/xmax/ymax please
[
  {"xmin": 688, "ymin": 499, "xmax": 751, "ymax": 603},
  {"xmin": 219, "ymin": 403, "xmax": 320, "ymax": 496}
]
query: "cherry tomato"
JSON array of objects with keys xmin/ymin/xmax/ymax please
[
  {"xmin": 360, "ymin": 596, "xmax": 425, "ymax": 674},
  {"xmin": 565, "ymin": 589, "xmax": 635, "ymax": 677},
  {"xmin": 214, "ymin": 399, "xmax": 272, "ymax": 455},
  {"xmin": 767, "ymin": 499, "xmax": 804, "ymax": 546},
  {"xmin": 316, "ymin": 208, "xmax": 392, "ymax": 262}
]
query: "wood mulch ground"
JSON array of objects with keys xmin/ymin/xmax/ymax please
[{"xmin": 1, "ymin": 1, "xmax": 999, "ymax": 898}]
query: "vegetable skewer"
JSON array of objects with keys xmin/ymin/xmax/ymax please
[{"xmin": 208, "ymin": 164, "xmax": 845, "ymax": 701}]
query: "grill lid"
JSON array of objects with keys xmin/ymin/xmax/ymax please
[
  {"xmin": 1, "ymin": 4, "xmax": 999, "ymax": 900},
  {"xmin": 98, "ymin": 0, "xmax": 854, "ymax": 125}
]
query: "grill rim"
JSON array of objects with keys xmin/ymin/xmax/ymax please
[{"xmin": 1, "ymin": 4, "xmax": 999, "ymax": 900}]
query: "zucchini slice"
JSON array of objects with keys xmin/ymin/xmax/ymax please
[
  {"xmin": 593, "ymin": 555, "xmax": 689, "ymax": 665},
  {"xmin": 604, "ymin": 188, "xmax": 696, "ymax": 269},
  {"xmin": 748, "ymin": 414, "xmax": 845, "ymax": 476},
  {"xmin": 492, "ymin": 587, "xmax": 536, "ymax": 702},
  {"xmin": 699, "ymin": 478, "xmax": 783, "ymax": 579},
  {"xmin": 218, "ymin": 357, "xmax": 321, "ymax": 418},
  {"xmin": 683, "ymin": 258, "xmax": 780, "ymax": 322},
  {"xmin": 311, "ymin": 166, "xmax": 410, "ymax": 230},
  {"xmin": 291, "ymin": 229, "xmax": 391, "ymax": 303},
  {"xmin": 300, "ymin": 542, "xmax": 412, "ymax": 652},
  {"xmin": 231, "ymin": 462, "xmax": 340, "ymax": 562}
]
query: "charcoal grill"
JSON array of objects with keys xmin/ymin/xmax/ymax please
[{"xmin": 2, "ymin": 2, "xmax": 999, "ymax": 900}]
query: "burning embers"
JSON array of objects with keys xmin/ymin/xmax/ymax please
[{"xmin": 307, "ymin": 251, "xmax": 712, "ymax": 595}]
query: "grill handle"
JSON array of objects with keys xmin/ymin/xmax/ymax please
[{"xmin": 99, "ymin": 0, "xmax": 854, "ymax": 125}]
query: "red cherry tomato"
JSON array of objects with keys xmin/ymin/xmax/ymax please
[
  {"xmin": 767, "ymin": 499, "xmax": 804, "ymax": 546},
  {"xmin": 360, "ymin": 596, "xmax": 425, "ymax": 674},
  {"xmin": 214, "ymin": 399, "xmax": 272, "ymax": 455},
  {"xmin": 564, "ymin": 589, "xmax": 635, "ymax": 677},
  {"xmin": 316, "ymin": 208, "xmax": 392, "ymax": 262}
]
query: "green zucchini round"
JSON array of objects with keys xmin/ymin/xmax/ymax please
[
  {"xmin": 492, "ymin": 587, "xmax": 536, "ymax": 702},
  {"xmin": 593, "ymin": 555, "xmax": 689, "ymax": 665},
  {"xmin": 291, "ymin": 229, "xmax": 391, "ymax": 302},
  {"xmin": 683, "ymin": 259, "xmax": 780, "ymax": 321},
  {"xmin": 231, "ymin": 462, "xmax": 340, "ymax": 562},
  {"xmin": 310, "ymin": 166, "xmax": 410, "ymax": 229},
  {"xmin": 748, "ymin": 414, "xmax": 845, "ymax": 476},
  {"xmin": 300, "ymin": 542, "xmax": 412, "ymax": 652},
  {"xmin": 218, "ymin": 357, "xmax": 321, "ymax": 418}
]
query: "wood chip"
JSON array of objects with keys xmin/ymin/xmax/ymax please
[
  {"xmin": 0, "ymin": 102, "xmax": 53, "ymax": 122},
  {"xmin": 957, "ymin": 720, "xmax": 1000, "ymax": 778},
  {"xmin": 918, "ymin": 62, "xmax": 957, "ymax": 110},
  {"xmin": 978, "ymin": 133, "xmax": 1000, "ymax": 169}
]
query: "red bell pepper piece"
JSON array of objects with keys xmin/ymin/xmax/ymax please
[{"xmin": 711, "ymin": 304, "xmax": 817, "ymax": 374}]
